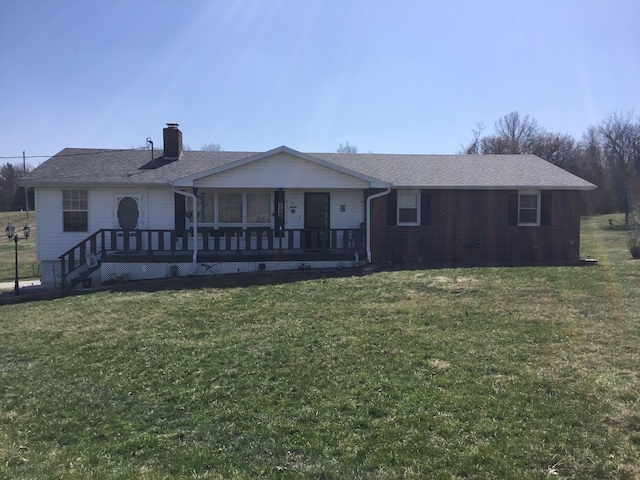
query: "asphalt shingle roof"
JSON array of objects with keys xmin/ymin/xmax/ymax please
[{"xmin": 22, "ymin": 147, "xmax": 596, "ymax": 190}]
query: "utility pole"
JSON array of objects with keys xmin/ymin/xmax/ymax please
[{"xmin": 23, "ymin": 151, "xmax": 29, "ymax": 219}]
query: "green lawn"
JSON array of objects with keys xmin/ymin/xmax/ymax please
[
  {"xmin": 0, "ymin": 215, "xmax": 639, "ymax": 478},
  {"xmin": 0, "ymin": 211, "xmax": 38, "ymax": 283}
]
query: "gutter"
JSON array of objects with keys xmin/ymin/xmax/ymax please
[
  {"xmin": 365, "ymin": 187, "xmax": 392, "ymax": 264},
  {"xmin": 170, "ymin": 183, "xmax": 198, "ymax": 270}
]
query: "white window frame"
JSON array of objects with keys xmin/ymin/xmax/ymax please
[
  {"xmin": 62, "ymin": 189, "xmax": 88, "ymax": 232},
  {"xmin": 397, "ymin": 190, "xmax": 420, "ymax": 226},
  {"xmin": 187, "ymin": 190, "xmax": 273, "ymax": 229},
  {"xmin": 518, "ymin": 190, "xmax": 540, "ymax": 226}
]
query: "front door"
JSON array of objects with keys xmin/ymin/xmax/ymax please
[{"xmin": 304, "ymin": 192, "xmax": 330, "ymax": 251}]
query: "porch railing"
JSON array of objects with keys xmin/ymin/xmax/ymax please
[{"xmin": 59, "ymin": 227, "xmax": 364, "ymax": 286}]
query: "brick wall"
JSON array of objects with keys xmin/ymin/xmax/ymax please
[{"xmin": 369, "ymin": 189, "xmax": 582, "ymax": 267}]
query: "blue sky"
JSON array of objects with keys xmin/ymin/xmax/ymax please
[{"xmin": 1, "ymin": 0, "xmax": 639, "ymax": 164}]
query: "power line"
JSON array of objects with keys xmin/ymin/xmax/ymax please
[{"xmin": 0, "ymin": 148, "xmax": 153, "ymax": 160}]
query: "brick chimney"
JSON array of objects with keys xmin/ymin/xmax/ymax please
[{"xmin": 163, "ymin": 123, "xmax": 182, "ymax": 159}]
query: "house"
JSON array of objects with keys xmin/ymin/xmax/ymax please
[{"xmin": 21, "ymin": 123, "xmax": 596, "ymax": 289}]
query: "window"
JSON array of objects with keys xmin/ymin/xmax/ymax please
[
  {"xmin": 201, "ymin": 193, "xmax": 215, "ymax": 223},
  {"xmin": 387, "ymin": 190, "xmax": 431, "ymax": 226},
  {"xmin": 63, "ymin": 190, "xmax": 88, "ymax": 232},
  {"xmin": 217, "ymin": 192, "xmax": 272, "ymax": 225},
  {"xmin": 218, "ymin": 193, "xmax": 243, "ymax": 223},
  {"xmin": 247, "ymin": 193, "xmax": 271, "ymax": 224},
  {"xmin": 398, "ymin": 191, "xmax": 420, "ymax": 225},
  {"xmin": 185, "ymin": 190, "xmax": 274, "ymax": 227},
  {"xmin": 518, "ymin": 192, "xmax": 540, "ymax": 226},
  {"xmin": 186, "ymin": 192, "xmax": 215, "ymax": 223}
]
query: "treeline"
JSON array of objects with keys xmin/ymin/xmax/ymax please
[
  {"xmin": 461, "ymin": 111, "xmax": 640, "ymax": 216},
  {"xmin": 0, "ymin": 163, "xmax": 33, "ymax": 211}
]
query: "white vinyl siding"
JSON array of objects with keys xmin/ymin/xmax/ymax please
[
  {"xmin": 34, "ymin": 185, "xmax": 366, "ymax": 263},
  {"xmin": 34, "ymin": 186, "xmax": 173, "ymax": 261},
  {"xmin": 193, "ymin": 153, "xmax": 370, "ymax": 189}
]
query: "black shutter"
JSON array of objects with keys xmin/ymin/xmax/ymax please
[
  {"xmin": 507, "ymin": 192, "xmax": 518, "ymax": 226},
  {"xmin": 541, "ymin": 192, "xmax": 552, "ymax": 225},
  {"xmin": 420, "ymin": 191, "xmax": 431, "ymax": 226},
  {"xmin": 174, "ymin": 193, "xmax": 186, "ymax": 231},
  {"xmin": 387, "ymin": 190, "xmax": 397, "ymax": 225},
  {"xmin": 274, "ymin": 189, "xmax": 285, "ymax": 236}
]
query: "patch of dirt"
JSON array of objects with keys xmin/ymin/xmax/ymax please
[{"xmin": 428, "ymin": 359, "xmax": 450, "ymax": 370}]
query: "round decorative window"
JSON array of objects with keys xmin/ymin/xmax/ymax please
[{"xmin": 117, "ymin": 196, "xmax": 139, "ymax": 230}]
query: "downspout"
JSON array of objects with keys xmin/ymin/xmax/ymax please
[
  {"xmin": 365, "ymin": 186, "xmax": 392, "ymax": 264},
  {"xmin": 171, "ymin": 183, "xmax": 198, "ymax": 271}
]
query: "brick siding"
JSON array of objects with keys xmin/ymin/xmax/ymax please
[{"xmin": 369, "ymin": 189, "xmax": 582, "ymax": 267}]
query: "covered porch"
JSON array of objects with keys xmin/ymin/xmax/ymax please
[{"xmin": 59, "ymin": 226, "xmax": 365, "ymax": 286}]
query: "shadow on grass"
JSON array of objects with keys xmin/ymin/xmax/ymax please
[
  {"xmin": 601, "ymin": 223, "xmax": 632, "ymax": 231},
  {"xmin": 0, "ymin": 256, "xmax": 597, "ymax": 307},
  {"xmin": 0, "ymin": 267, "xmax": 377, "ymax": 306}
]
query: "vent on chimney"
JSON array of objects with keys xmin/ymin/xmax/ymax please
[{"xmin": 163, "ymin": 123, "xmax": 183, "ymax": 160}]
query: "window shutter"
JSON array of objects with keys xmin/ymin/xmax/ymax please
[
  {"xmin": 541, "ymin": 192, "xmax": 552, "ymax": 225},
  {"xmin": 274, "ymin": 189, "xmax": 285, "ymax": 236},
  {"xmin": 387, "ymin": 190, "xmax": 398, "ymax": 225},
  {"xmin": 175, "ymin": 193, "xmax": 185, "ymax": 231},
  {"xmin": 420, "ymin": 191, "xmax": 431, "ymax": 226},
  {"xmin": 507, "ymin": 192, "xmax": 518, "ymax": 226}
]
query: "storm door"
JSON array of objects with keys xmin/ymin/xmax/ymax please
[
  {"xmin": 117, "ymin": 196, "xmax": 140, "ymax": 230},
  {"xmin": 116, "ymin": 196, "xmax": 141, "ymax": 250},
  {"xmin": 304, "ymin": 192, "xmax": 330, "ymax": 251}
]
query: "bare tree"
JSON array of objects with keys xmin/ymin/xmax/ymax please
[
  {"xmin": 531, "ymin": 132, "xmax": 576, "ymax": 168},
  {"xmin": 337, "ymin": 142, "xmax": 358, "ymax": 154},
  {"xmin": 595, "ymin": 111, "xmax": 640, "ymax": 221},
  {"xmin": 493, "ymin": 111, "xmax": 540, "ymax": 153},
  {"xmin": 0, "ymin": 162, "xmax": 30, "ymax": 211},
  {"xmin": 201, "ymin": 143, "xmax": 223, "ymax": 151},
  {"xmin": 462, "ymin": 123, "xmax": 486, "ymax": 154},
  {"xmin": 462, "ymin": 112, "xmax": 539, "ymax": 155},
  {"xmin": 597, "ymin": 111, "xmax": 640, "ymax": 175},
  {"xmin": 575, "ymin": 127, "xmax": 615, "ymax": 213},
  {"xmin": 471, "ymin": 112, "xmax": 539, "ymax": 154}
]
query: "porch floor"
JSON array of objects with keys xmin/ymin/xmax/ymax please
[{"xmin": 101, "ymin": 249, "xmax": 356, "ymax": 264}]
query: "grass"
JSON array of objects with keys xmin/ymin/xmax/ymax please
[
  {"xmin": 0, "ymin": 214, "xmax": 639, "ymax": 478},
  {"xmin": 0, "ymin": 210, "xmax": 38, "ymax": 283}
]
